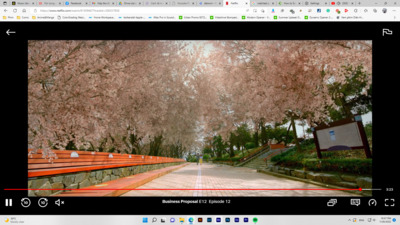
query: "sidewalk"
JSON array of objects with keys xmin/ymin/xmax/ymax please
[
  {"xmin": 56, "ymin": 163, "xmax": 189, "ymax": 197},
  {"xmin": 122, "ymin": 163, "xmax": 360, "ymax": 196}
]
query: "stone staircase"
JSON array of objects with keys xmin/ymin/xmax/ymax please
[
  {"xmin": 235, "ymin": 145, "xmax": 269, "ymax": 168},
  {"xmin": 239, "ymin": 147, "xmax": 294, "ymax": 170},
  {"xmin": 240, "ymin": 151, "xmax": 270, "ymax": 170}
]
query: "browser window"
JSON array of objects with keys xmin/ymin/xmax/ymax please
[{"xmin": 0, "ymin": 1, "xmax": 398, "ymax": 224}]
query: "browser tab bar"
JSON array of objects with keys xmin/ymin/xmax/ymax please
[
  {"xmin": 251, "ymin": 0, "xmax": 400, "ymax": 7},
  {"xmin": 3, "ymin": 0, "xmax": 397, "ymax": 7},
  {"xmin": 1, "ymin": 0, "xmax": 224, "ymax": 6}
]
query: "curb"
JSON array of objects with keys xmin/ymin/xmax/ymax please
[{"xmin": 257, "ymin": 169, "xmax": 369, "ymax": 196}]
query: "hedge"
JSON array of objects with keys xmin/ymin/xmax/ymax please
[
  {"xmin": 212, "ymin": 156, "xmax": 241, "ymax": 162},
  {"xmin": 245, "ymin": 142, "xmax": 256, "ymax": 150},
  {"xmin": 270, "ymin": 147, "xmax": 296, "ymax": 162},
  {"xmin": 275, "ymin": 158, "xmax": 372, "ymax": 175}
]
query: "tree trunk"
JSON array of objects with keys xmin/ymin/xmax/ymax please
[
  {"xmin": 340, "ymin": 97, "xmax": 353, "ymax": 118},
  {"xmin": 135, "ymin": 144, "xmax": 141, "ymax": 155},
  {"xmin": 285, "ymin": 122, "xmax": 292, "ymax": 146},
  {"xmin": 290, "ymin": 115, "xmax": 302, "ymax": 152},
  {"xmin": 254, "ymin": 130, "xmax": 259, "ymax": 147},
  {"xmin": 245, "ymin": 144, "xmax": 250, "ymax": 154},
  {"xmin": 260, "ymin": 123, "xmax": 268, "ymax": 145},
  {"xmin": 217, "ymin": 149, "xmax": 222, "ymax": 158},
  {"xmin": 229, "ymin": 144, "xmax": 235, "ymax": 157}
]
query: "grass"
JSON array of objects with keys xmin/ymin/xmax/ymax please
[
  {"xmin": 234, "ymin": 146, "xmax": 263, "ymax": 158},
  {"xmin": 212, "ymin": 145, "xmax": 265, "ymax": 162},
  {"xmin": 271, "ymin": 139, "xmax": 372, "ymax": 175}
]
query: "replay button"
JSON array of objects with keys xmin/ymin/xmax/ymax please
[
  {"xmin": 21, "ymin": 198, "xmax": 31, "ymax": 208},
  {"xmin": 38, "ymin": 198, "xmax": 48, "ymax": 208}
]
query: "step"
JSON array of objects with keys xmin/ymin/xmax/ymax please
[{"xmin": 236, "ymin": 148, "xmax": 269, "ymax": 167}]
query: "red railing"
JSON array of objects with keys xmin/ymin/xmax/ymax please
[
  {"xmin": 28, "ymin": 149, "xmax": 185, "ymax": 177},
  {"xmin": 270, "ymin": 144, "xmax": 286, "ymax": 150},
  {"xmin": 238, "ymin": 143, "xmax": 270, "ymax": 163}
]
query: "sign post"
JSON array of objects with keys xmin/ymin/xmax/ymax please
[{"xmin": 312, "ymin": 115, "xmax": 372, "ymax": 159}]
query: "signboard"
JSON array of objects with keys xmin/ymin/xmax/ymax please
[
  {"xmin": 316, "ymin": 123, "xmax": 363, "ymax": 150},
  {"xmin": 329, "ymin": 130, "xmax": 336, "ymax": 141},
  {"xmin": 312, "ymin": 115, "xmax": 372, "ymax": 159}
]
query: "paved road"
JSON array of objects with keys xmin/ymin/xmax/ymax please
[{"xmin": 122, "ymin": 163, "xmax": 359, "ymax": 197}]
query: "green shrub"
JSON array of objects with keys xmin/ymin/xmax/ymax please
[
  {"xmin": 222, "ymin": 153, "xmax": 231, "ymax": 159},
  {"xmin": 300, "ymin": 138, "xmax": 315, "ymax": 146},
  {"xmin": 203, "ymin": 154, "xmax": 210, "ymax": 162},
  {"xmin": 302, "ymin": 158, "xmax": 372, "ymax": 174},
  {"xmin": 273, "ymin": 158, "xmax": 303, "ymax": 169},
  {"xmin": 364, "ymin": 122, "xmax": 372, "ymax": 148},
  {"xmin": 213, "ymin": 156, "xmax": 241, "ymax": 162},
  {"xmin": 364, "ymin": 122, "xmax": 372, "ymax": 139},
  {"xmin": 230, "ymin": 157, "xmax": 241, "ymax": 162},
  {"xmin": 245, "ymin": 142, "xmax": 256, "ymax": 150},
  {"xmin": 270, "ymin": 138, "xmax": 372, "ymax": 174},
  {"xmin": 186, "ymin": 155, "xmax": 198, "ymax": 162},
  {"xmin": 213, "ymin": 157, "xmax": 224, "ymax": 161},
  {"xmin": 274, "ymin": 158, "xmax": 371, "ymax": 174},
  {"xmin": 271, "ymin": 147, "xmax": 296, "ymax": 162}
]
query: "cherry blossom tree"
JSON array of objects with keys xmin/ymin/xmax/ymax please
[
  {"xmin": 28, "ymin": 41, "xmax": 201, "ymax": 159},
  {"xmin": 209, "ymin": 40, "xmax": 372, "ymax": 151},
  {"xmin": 28, "ymin": 40, "xmax": 372, "ymax": 159}
]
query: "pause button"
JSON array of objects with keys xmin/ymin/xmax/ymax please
[{"xmin": 5, "ymin": 199, "xmax": 12, "ymax": 207}]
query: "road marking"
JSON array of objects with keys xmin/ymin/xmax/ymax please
[{"xmin": 193, "ymin": 165, "xmax": 202, "ymax": 196}]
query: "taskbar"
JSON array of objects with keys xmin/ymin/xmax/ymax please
[{"xmin": 0, "ymin": 215, "xmax": 398, "ymax": 225}]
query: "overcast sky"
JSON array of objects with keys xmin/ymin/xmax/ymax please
[{"xmin": 282, "ymin": 112, "xmax": 372, "ymax": 139}]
